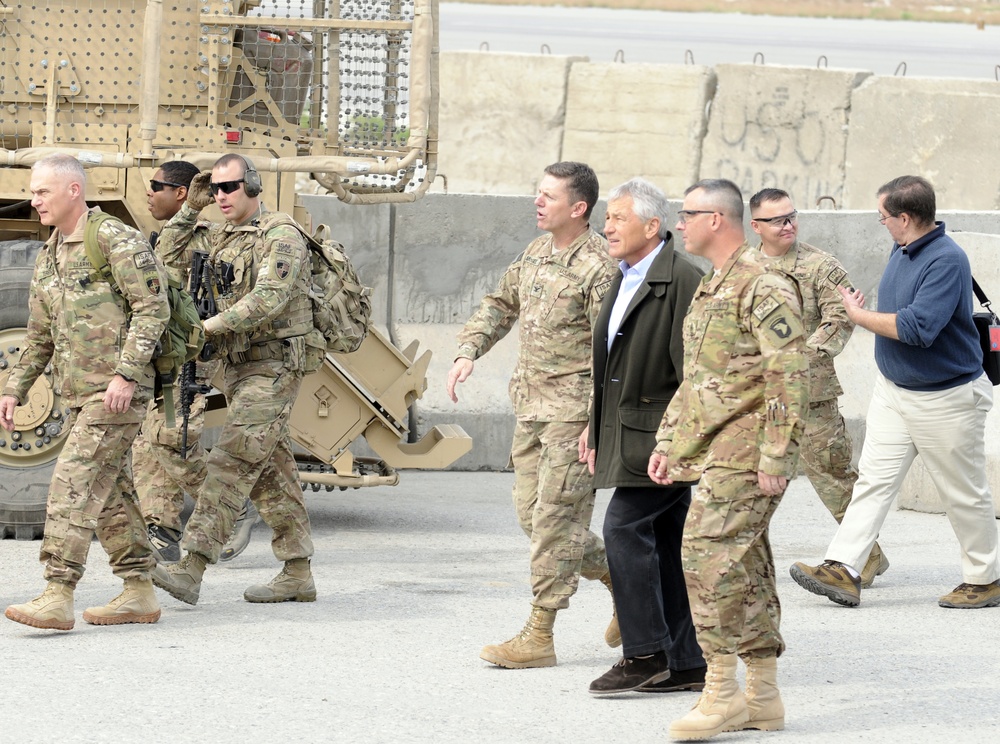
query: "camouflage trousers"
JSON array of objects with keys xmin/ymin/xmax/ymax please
[
  {"xmin": 41, "ymin": 399, "xmax": 154, "ymax": 587},
  {"xmin": 682, "ymin": 466, "xmax": 784, "ymax": 660},
  {"xmin": 801, "ymin": 398, "xmax": 857, "ymax": 523},
  {"xmin": 133, "ymin": 392, "xmax": 210, "ymax": 532},
  {"xmin": 510, "ymin": 420, "xmax": 607, "ymax": 611},
  {"xmin": 181, "ymin": 358, "xmax": 313, "ymax": 564}
]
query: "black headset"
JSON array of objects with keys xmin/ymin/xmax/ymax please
[{"xmin": 241, "ymin": 155, "xmax": 262, "ymax": 197}]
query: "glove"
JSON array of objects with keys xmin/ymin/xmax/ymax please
[{"xmin": 186, "ymin": 171, "xmax": 215, "ymax": 211}]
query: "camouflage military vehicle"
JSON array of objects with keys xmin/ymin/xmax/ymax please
[{"xmin": 0, "ymin": 0, "xmax": 470, "ymax": 538}]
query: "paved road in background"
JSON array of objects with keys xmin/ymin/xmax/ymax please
[
  {"xmin": 440, "ymin": 3, "xmax": 1000, "ymax": 79},
  {"xmin": 2, "ymin": 472, "xmax": 997, "ymax": 742}
]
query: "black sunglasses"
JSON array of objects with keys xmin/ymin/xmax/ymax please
[
  {"xmin": 209, "ymin": 179, "xmax": 245, "ymax": 196},
  {"xmin": 149, "ymin": 179, "xmax": 185, "ymax": 192}
]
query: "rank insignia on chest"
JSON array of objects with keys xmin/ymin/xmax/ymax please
[
  {"xmin": 275, "ymin": 260, "xmax": 291, "ymax": 279},
  {"xmin": 531, "ymin": 283, "xmax": 543, "ymax": 296}
]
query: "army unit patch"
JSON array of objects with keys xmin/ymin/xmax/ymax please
[
  {"xmin": 275, "ymin": 260, "xmax": 291, "ymax": 279},
  {"xmin": 752, "ymin": 296, "xmax": 781, "ymax": 323},
  {"xmin": 769, "ymin": 316, "xmax": 793, "ymax": 339},
  {"xmin": 275, "ymin": 241, "xmax": 296, "ymax": 255},
  {"xmin": 826, "ymin": 266, "xmax": 847, "ymax": 288},
  {"xmin": 133, "ymin": 251, "xmax": 157, "ymax": 269},
  {"xmin": 145, "ymin": 275, "xmax": 161, "ymax": 294}
]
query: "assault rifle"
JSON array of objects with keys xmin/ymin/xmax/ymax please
[{"xmin": 180, "ymin": 250, "xmax": 217, "ymax": 459}]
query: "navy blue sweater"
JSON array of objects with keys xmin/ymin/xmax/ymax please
[{"xmin": 875, "ymin": 222, "xmax": 982, "ymax": 391}]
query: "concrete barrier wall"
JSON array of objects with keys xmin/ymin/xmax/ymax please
[
  {"xmin": 843, "ymin": 77, "xmax": 1000, "ymax": 211},
  {"xmin": 436, "ymin": 52, "xmax": 999, "ymax": 211},
  {"xmin": 301, "ymin": 192, "xmax": 1000, "ymax": 518},
  {"xmin": 438, "ymin": 52, "xmax": 585, "ymax": 196},
  {"xmin": 561, "ymin": 62, "xmax": 716, "ymax": 197},
  {"xmin": 700, "ymin": 64, "xmax": 870, "ymax": 210}
]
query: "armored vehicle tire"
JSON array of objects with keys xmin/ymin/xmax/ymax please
[{"xmin": 0, "ymin": 240, "xmax": 60, "ymax": 540}]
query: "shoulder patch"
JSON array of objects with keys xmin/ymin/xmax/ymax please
[
  {"xmin": 825, "ymin": 266, "xmax": 848, "ymax": 288},
  {"xmin": 133, "ymin": 250, "xmax": 157, "ymax": 270},
  {"xmin": 275, "ymin": 241, "xmax": 296, "ymax": 255},
  {"xmin": 275, "ymin": 259, "xmax": 291, "ymax": 280},
  {"xmin": 752, "ymin": 296, "xmax": 781, "ymax": 323},
  {"xmin": 768, "ymin": 315, "xmax": 794, "ymax": 339},
  {"xmin": 594, "ymin": 279, "xmax": 613, "ymax": 299},
  {"xmin": 145, "ymin": 272, "xmax": 162, "ymax": 295}
]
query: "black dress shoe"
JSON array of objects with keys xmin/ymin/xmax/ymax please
[
  {"xmin": 588, "ymin": 650, "xmax": 670, "ymax": 695},
  {"xmin": 638, "ymin": 664, "xmax": 706, "ymax": 693}
]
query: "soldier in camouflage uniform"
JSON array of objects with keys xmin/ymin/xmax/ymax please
[
  {"xmin": 447, "ymin": 162, "xmax": 618, "ymax": 669},
  {"xmin": 1, "ymin": 154, "xmax": 170, "ymax": 631},
  {"xmin": 132, "ymin": 161, "xmax": 214, "ymax": 563},
  {"xmin": 648, "ymin": 180, "xmax": 808, "ymax": 740},
  {"xmin": 749, "ymin": 189, "xmax": 888, "ymax": 588},
  {"xmin": 151, "ymin": 154, "xmax": 326, "ymax": 605}
]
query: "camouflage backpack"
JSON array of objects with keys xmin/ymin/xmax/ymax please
[
  {"xmin": 83, "ymin": 212, "xmax": 205, "ymax": 425},
  {"xmin": 257, "ymin": 213, "xmax": 372, "ymax": 355}
]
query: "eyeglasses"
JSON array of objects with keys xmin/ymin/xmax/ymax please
[
  {"xmin": 149, "ymin": 179, "xmax": 184, "ymax": 192},
  {"xmin": 677, "ymin": 210, "xmax": 720, "ymax": 225},
  {"xmin": 209, "ymin": 179, "xmax": 245, "ymax": 196},
  {"xmin": 877, "ymin": 212, "xmax": 891, "ymax": 224},
  {"xmin": 753, "ymin": 210, "xmax": 798, "ymax": 227}
]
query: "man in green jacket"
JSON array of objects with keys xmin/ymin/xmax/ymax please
[{"xmin": 580, "ymin": 178, "xmax": 705, "ymax": 696}]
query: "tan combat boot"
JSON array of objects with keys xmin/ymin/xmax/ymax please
[
  {"xmin": 860, "ymin": 542, "xmax": 890, "ymax": 589},
  {"xmin": 669, "ymin": 654, "xmax": 748, "ymax": 741},
  {"xmin": 480, "ymin": 606, "xmax": 557, "ymax": 668},
  {"xmin": 599, "ymin": 572, "xmax": 622, "ymax": 648},
  {"xmin": 83, "ymin": 578, "xmax": 161, "ymax": 625},
  {"xmin": 4, "ymin": 581, "xmax": 75, "ymax": 631},
  {"xmin": 151, "ymin": 552, "xmax": 208, "ymax": 605},
  {"xmin": 244, "ymin": 558, "xmax": 317, "ymax": 603},
  {"xmin": 736, "ymin": 655, "xmax": 784, "ymax": 731}
]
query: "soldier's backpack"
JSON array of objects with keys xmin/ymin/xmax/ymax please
[
  {"xmin": 256, "ymin": 213, "xmax": 372, "ymax": 355},
  {"xmin": 83, "ymin": 212, "xmax": 205, "ymax": 426}
]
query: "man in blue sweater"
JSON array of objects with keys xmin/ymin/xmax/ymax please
[{"xmin": 790, "ymin": 175, "xmax": 1000, "ymax": 609}]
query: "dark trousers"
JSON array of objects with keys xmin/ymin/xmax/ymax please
[{"xmin": 604, "ymin": 485, "xmax": 705, "ymax": 670}]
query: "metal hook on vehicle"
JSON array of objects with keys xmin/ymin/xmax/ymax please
[
  {"xmin": 817, "ymin": 55, "xmax": 828, "ymax": 69},
  {"xmin": 540, "ymin": 43, "xmax": 551, "ymax": 55},
  {"xmin": 753, "ymin": 52, "xmax": 765, "ymax": 65},
  {"xmin": 435, "ymin": 173, "xmax": 448, "ymax": 194},
  {"xmin": 685, "ymin": 49, "xmax": 695, "ymax": 65},
  {"xmin": 479, "ymin": 41, "xmax": 489, "ymax": 52},
  {"xmin": 894, "ymin": 61, "xmax": 907, "ymax": 76},
  {"xmin": 815, "ymin": 195, "xmax": 837, "ymax": 210},
  {"xmin": 614, "ymin": 49, "xmax": 625, "ymax": 63},
  {"xmin": 995, "ymin": 64, "xmax": 1000, "ymax": 81}
]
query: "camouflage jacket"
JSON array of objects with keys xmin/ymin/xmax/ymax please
[
  {"xmin": 456, "ymin": 227, "xmax": 616, "ymax": 422},
  {"xmin": 158, "ymin": 206, "xmax": 321, "ymax": 361},
  {"xmin": 155, "ymin": 202, "xmax": 213, "ymax": 287},
  {"xmin": 655, "ymin": 242, "xmax": 808, "ymax": 479},
  {"xmin": 756, "ymin": 240, "xmax": 854, "ymax": 401},
  {"xmin": 4, "ymin": 208, "xmax": 169, "ymax": 409}
]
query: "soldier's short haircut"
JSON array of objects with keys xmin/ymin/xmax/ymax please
[
  {"xmin": 34, "ymin": 153, "xmax": 86, "ymax": 186},
  {"xmin": 685, "ymin": 178, "xmax": 744, "ymax": 222},
  {"xmin": 213, "ymin": 152, "xmax": 249, "ymax": 175},
  {"xmin": 608, "ymin": 177, "xmax": 671, "ymax": 240},
  {"xmin": 749, "ymin": 188, "xmax": 790, "ymax": 213},
  {"xmin": 877, "ymin": 175, "xmax": 936, "ymax": 227},
  {"xmin": 544, "ymin": 161, "xmax": 599, "ymax": 220},
  {"xmin": 160, "ymin": 161, "xmax": 201, "ymax": 189}
]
